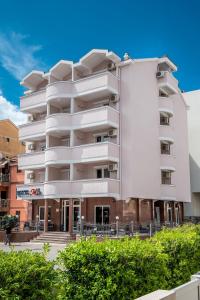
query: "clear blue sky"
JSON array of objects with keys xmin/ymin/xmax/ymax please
[{"xmin": 0, "ymin": 0, "xmax": 199, "ymax": 110}]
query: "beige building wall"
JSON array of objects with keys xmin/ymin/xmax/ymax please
[{"xmin": 0, "ymin": 119, "xmax": 25, "ymax": 157}]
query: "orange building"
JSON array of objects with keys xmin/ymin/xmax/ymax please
[
  {"xmin": 0, "ymin": 119, "xmax": 25, "ymax": 158},
  {"xmin": 9, "ymin": 157, "xmax": 32, "ymax": 223},
  {"xmin": 0, "ymin": 119, "xmax": 29, "ymax": 222}
]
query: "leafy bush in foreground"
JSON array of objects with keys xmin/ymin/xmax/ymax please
[
  {"xmin": 0, "ymin": 248, "xmax": 57, "ymax": 300},
  {"xmin": 152, "ymin": 224, "xmax": 200, "ymax": 288},
  {"xmin": 57, "ymin": 238, "xmax": 169, "ymax": 300}
]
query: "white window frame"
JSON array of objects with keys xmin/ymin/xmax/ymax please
[{"xmin": 94, "ymin": 165, "xmax": 109, "ymax": 179}]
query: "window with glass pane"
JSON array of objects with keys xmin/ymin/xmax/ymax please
[
  {"xmin": 104, "ymin": 168, "xmax": 110, "ymax": 178},
  {"xmin": 96, "ymin": 136, "xmax": 102, "ymax": 143},
  {"xmin": 96, "ymin": 169, "xmax": 102, "ymax": 178},
  {"xmin": 161, "ymin": 142, "xmax": 171, "ymax": 154},
  {"xmin": 160, "ymin": 115, "xmax": 170, "ymax": 125},
  {"xmin": 95, "ymin": 206, "xmax": 110, "ymax": 224},
  {"xmin": 161, "ymin": 170, "xmax": 171, "ymax": 185}
]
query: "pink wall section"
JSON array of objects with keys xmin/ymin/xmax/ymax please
[{"xmin": 120, "ymin": 60, "xmax": 190, "ymax": 203}]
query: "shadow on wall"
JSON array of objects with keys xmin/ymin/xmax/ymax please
[{"xmin": 184, "ymin": 155, "xmax": 200, "ymax": 217}]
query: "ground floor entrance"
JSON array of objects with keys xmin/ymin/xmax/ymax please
[{"xmin": 31, "ymin": 198, "xmax": 184, "ymax": 234}]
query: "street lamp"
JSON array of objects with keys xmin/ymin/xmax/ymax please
[
  {"xmin": 81, "ymin": 216, "xmax": 85, "ymax": 236},
  {"xmin": 36, "ymin": 214, "xmax": 39, "ymax": 233}
]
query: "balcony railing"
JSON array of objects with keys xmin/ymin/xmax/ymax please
[{"xmin": 0, "ymin": 174, "xmax": 10, "ymax": 183}]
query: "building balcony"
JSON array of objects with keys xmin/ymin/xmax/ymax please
[
  {"xmin": 45, "ymin": 142, "xmax": 119, "ymax": 165},
  {"xmin": 19, "ymin": 120, "xmax": 46, "ymax": 141},
  {"xmin": 18, "ymin": 151, "xmax": 45, "ymax": 170},
  {"xmin": 46, "ymin": 81, "xmax": 73, "ymax": 102},
  {"xmin": 44, "ymin": 178, "xmax": 120, "ymax": 199},
  {"xmin": 74, "ymin": 71, "xmax": 119, "ymax": 100},
  {"xmin": 17, "ymin": 178, "xmax": 120, "ymax": 200},
  {"xmin": 160, "ymin": 184, "xmax": 176, "ymax": 200},
  {"xmin": 46, "ymin": 106, "xmax": 119, "ymax": 133},
  {"xmin": 46, "ymin": 71, "xmax": 118, "ymax": 102},
  {"xmin": 157, "ymin": 71, "xmax": 178, "ymax": 95},
  {"xmin": 20, "ymin": 89, "xmax": 46, "ymax": 112}
]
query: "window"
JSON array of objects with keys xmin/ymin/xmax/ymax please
[
  {"xmin": 160, "ymin": 114, "xmax": 170, "ymax": 125},
  {"xmin": 39, "ymin": 206, "xmax": 51, "ymax": 221},
  {"xmin": 96, "ymin": 167, "xmax": 110, "ymax": 179},
  {"xmin": 95, "ymin": 134, "xmax": 109, "ymax": 143},
  {"xmin": 95, "ymin": 206, "xmax": 110, "ymax": 224},
  {"xmin": 161, "ymin": 170, "xmax": 172, "ymax": 185},
  {"xmin": 161, "ymin": 142, "xmax": 171, "ymax": 155},
  {"xmin": 6, "ymin": 137, "xmax": 10, "ymax": 143}
]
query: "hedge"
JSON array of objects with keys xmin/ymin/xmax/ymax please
[
  {"xmin": 0, "ymin": 246, "xmax": 58, "ymax": 300},
  {"xmin": 57, "ymin": 224, "xmax": 200, "ymax": 300},
  {"xmin": 1, "ymin": 225, "xmax": 200, "ymax": 300}
]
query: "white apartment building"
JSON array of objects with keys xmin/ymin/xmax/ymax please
[
  {"xmin": 183, "ymin": 90, "xmax": 200, "ymax": 221},
  {"xmin": 16, "ymin": 49, "xmax": 191, "ymax": 232}
]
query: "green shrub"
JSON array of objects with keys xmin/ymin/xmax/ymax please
[
  {"xmin": 0, "ymin": 248, "xmax": 58, "ymax": 300},
  {"xmin": 57, "ymin": 237, "xmax": 169, "ymax": 300},
  {"xmin": 152, "ymin": 224, "xmax": 200, "ymax": 288}
]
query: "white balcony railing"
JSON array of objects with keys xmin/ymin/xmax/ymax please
[
  {"xmin": 45, "ymin": 142, "xmax": 119, "ymax": 165},
  {"xmin": 20, "ymin": 90, "xmax": 46, "ymax": 112},
  {"xmin": 19, "ymin": 120, "xmax": 46, "ymax": 141},
  {"xmin": 18, "ymin": 152, "xmax": 45, "ymax": 169},
  {"xmin": 46, "ymin": 106, "xmax": 119, "ymax": 133},
  {"xmin": 44, "ymin": 178, "xmax": 120, "ymax": 199}
]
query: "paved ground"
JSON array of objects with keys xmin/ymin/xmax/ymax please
[{"xmin": 0, "ymin": 242, "xmax": 67, "ymax": 260}]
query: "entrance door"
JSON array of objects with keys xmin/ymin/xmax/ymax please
[
  {"xmin": 155, "ymin": 207, "xmax": 160, "ymax": 224},
  {"xmin": 95, "ymin": 206, "xmax": 110, "ymax": 224}
]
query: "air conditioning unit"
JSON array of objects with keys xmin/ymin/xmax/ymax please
[
  {"xmin": 107, "ymin": 62, "xmax": 116, "ymax": 71},
  {"xmin": 28, "ymin": 143, "xmax": 35, "ymax": 151},
  {"xmin": 156, "ymin": 71, "xmax": 165, "ymax": 78},
  {"xmin": 27, "ymin": 172, "xmax": 35, "ymax": 179},
  {"xmin": 108, "ymin": 129, "xmax": 117, "ymax": 137},
  {"xmin": 28, "ymin": 115, "xmax": 34, "ymax": 122},
  {"xmin": 108, "ymin": 163, "xmax": 118, "ymax": 172},
  {"xmin": 109, "ymin": 94, "xmax": 119, "ymax": 103}
]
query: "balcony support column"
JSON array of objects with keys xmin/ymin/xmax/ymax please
[
  {"xmin": 68, "ymin": 199, "xmax": 73, "ymax": 235},
  {"xmin": 70, "ymin": 164, "xmax": 74, "ymax": 181},
  {"xmin": 70, "ymin": 130, "xmax": 74, "ymax": 147},
  {"xmin": 44, "ymin": 199, "xmax": 48, "ymax": 232},
  {"xmin": 70, "ymin": 97, "xmax": 74, "ymax": 114}
]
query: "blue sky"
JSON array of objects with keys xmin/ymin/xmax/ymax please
[{"xmin": 0, "ymin": 0, "xmax": 199, "ymax": 124}]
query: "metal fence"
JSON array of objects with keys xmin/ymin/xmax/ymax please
[{"xmin": 0, "ymin": 220, "xmax": 183, "ymax": 236}]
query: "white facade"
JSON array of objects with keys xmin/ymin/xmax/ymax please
[{"xmin": 17, "ymin": 49, "xmax": 190, "ymax": 218}]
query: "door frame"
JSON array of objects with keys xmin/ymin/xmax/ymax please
[{"xmin": 94, "ymin": 205, "xmax": 110, "ymax": 225}]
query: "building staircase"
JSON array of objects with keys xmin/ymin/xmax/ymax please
[{"xmin": 31, "ymin": 232, "xmax": 76, "ymax": 244}]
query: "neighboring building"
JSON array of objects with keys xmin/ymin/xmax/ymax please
[
  {"xmin": 0, "ymin": 156, "xmax": 31, "ymax": 222},
  {"xmin": 183, "ymin": 90, "xmax": 200, "ymax": 221},
  {"xmin": 9, "ymin": 157, "xmax": 32, "ymax": 223},
  {"xmin": 17, "ymin": 49, "xmax": 191, "ymax": 233},
  {"xmin": 0, "ymin": 119, "xmax": 25, "ymax": 157}
]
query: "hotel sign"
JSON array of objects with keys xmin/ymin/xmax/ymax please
[{"xmin": 17, "ymin": 186, "xmax": 44, "ymax": 199}]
